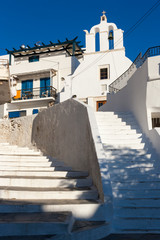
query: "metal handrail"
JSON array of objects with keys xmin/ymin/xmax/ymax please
[
  {"xmin": 13, "ymin": 86, "xmax": 57, "ymax": 100},
  {"xmin": 109, "ymin": 46, "xmax": 160, "ymax": 93}
]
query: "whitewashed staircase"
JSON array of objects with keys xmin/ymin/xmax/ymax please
[
  {"xmin": 0, "ymin": 142, "xmax": 109, "ymax": 239},
  {"xmin": 95, "ymin": 111, "xmax": 160, "ymax": 236}
]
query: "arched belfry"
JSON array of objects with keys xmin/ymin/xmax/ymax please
[{"xmin": 84, "ymin": 11, "xmax": 124, "ymax": 53}]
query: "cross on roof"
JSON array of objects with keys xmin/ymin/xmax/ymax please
[{"xmin": 102, "ymin": 10, "xmax": 106, "ymax": 15}]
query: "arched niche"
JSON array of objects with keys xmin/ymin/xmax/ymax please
[{"xmin": 108, "ymin": 26, "xmax": 114, "ymax": 50}]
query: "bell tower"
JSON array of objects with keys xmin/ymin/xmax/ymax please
[{"xmin": 84, "ymin": 12, "xmax": 124, "ymax": 53}]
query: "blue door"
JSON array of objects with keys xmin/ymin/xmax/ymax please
[
  {"xmin": 22, "ymin": 80, "xmax": 33, "ymax": 99},
  {"xmin": 40, "ymin": 78, "xmax": 50, "ymax": 97}
]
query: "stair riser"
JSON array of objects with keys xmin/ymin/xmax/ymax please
[
  {"xmin": 0, "ymin": 166, "xmax": 72, "ymax": 171},
  {"xmin": 114, "ymin": 218, "xmax": 160, "ymax": 230},
  {"xmin": 108, "ymin": 163, "xmax": 154, "ymax": 169},
  {"xmin": 106, "ymin": 154, "xmax": 153, "ymax": 161},
  {"xmin": 113, "ymin": 190, "xmax": 160, "ymax": 198},
  {"xmin": 0, "ymin": 178, "xmax": 92, "ymax": 188},
  {"xmin": 0, "ymin": 162, "xmax": 53, "ymax": 167},
  {"xmin": 99, "ymin": 134, "xmax": 142, "ymax": 140},
  {"xmin": 112, "ymin": 183, "xmax": 160, "ymax": 190},
  {"xmin": 103, "ymin": 143, "xmax": 145, "ymax": 149},
  {"xmin": 115, "ymin": 208, "xmax": 160, "ymax": 218},
  {"xmin": 105, "ymin": 149, "xmax": 149, "ymax": 156},
  {"xmin": 97, "ymin": 121, "xmax": 137, "ymax": 126},
  {"xmin": 0, "ymin": 222, "xmax": 69, "ymax": 236},
  {"xmin": 0, "ymin": 171, "xmax": 88, "ymax": 178},
  {"xmin": 98, "ymin": 125, "xmax": 140, "ymax": 130},
  {"xmin": 99, "ymin": 129, "xmax": 141, "ymax": 135},
  {"xmin": 0, "ymin": 204, "xmax": 105, "ymax": 221},
  {"xmin": 0, "ymin": 190, "xmax": 98, "ymax": 200},
  {"xmin": 114, "ymin": 199, "xmax": 160, "ymax": 207},
  {"xmin": 109, "ymin": 168, "xmax": 157, "ymax": 175},
  {"xmin": 0, "ymin": 152, "xmax": 42, "ymax": 156},
  {"xmin": 102, "ymin": 139, "xmax": 143, "ymax": 145}
]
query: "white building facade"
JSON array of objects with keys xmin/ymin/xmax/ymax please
[
  {"xmin": 1, "ymin": 39, "xmax": 83, "ymax": 118},
  {"xmin": 0, "ymin": 12, "xmax": 133, "ymax": 117},
  {"xmin": 61, "ymin": 12, "xmax": 132, "ymax": 111}
]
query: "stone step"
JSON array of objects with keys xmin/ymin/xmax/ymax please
[
  {"xmin": 113, "ymin": 189, "xmax": 160, "ymax": 198},
  {"xmin": 0, "ymin": 156, "xmax": 49, "ymax": 161},
  {"xmin": 0, "ymin": 170, "xmax": 88, "ymax": 178},
  {"xmin": 50, "ymin": 221, "xmax": 110, "ymax": 240},
  {"xmin": 114, "ymin": 199, "xmax": 160, "ymax": 208},
  {"xmin": 0, "ymin": 151, "xmax": 42, "ymax": 156},
  {"xmin": 113, "ymin": 217, "xmax": 160, "ymax": 230},
  {"xmin": 0, "ymin": 187, "xmax": 98, "ymax": 200},
  {"xmin": 0, "ymin": 161, "xmax": 53, "ymax": 167},
  {"xmin": 105, "ymin": 154, "xmax": 153, "ymax": 161},
  {"xmin": 103, "ymin": 143, "xmax": 145, "ymax": 150},
  {"xmin": 99, "ymin": 133, "xmax": 143, "ymax": 140},
  {"xmin": 105, "ymin": 149, "xmax": 151, "ymax": 156},
  {"xmin": 97, "ymin": 125, "xmax": 140, "ymax": 130},
  {"xmin": 95, "ymin": 112, "xmax": 132, "ymax": 117},
  {"xmin": 0, "ymin": 176, "xmax": 92, "ymax": 188},
  {"xmin": 98, "ymin": 129, "xmax": 141, "ymax": 135},
  {"xmin": 0, "ymin": 212, "xmax": 73, "ymax": 236},
  {"xmin": 115, "ymin": 207, "xmax": 160, "ymax": 218},
  {"xmin": 0, "ymin": 199, "xmax": 105, "ymax": 221},
  {"xmin": 0, "ymin": 161, "xmax": 66, "ymax": 167},
  {"xmin": 95, "ymin": 115, "xmax": 135, "ymax": 121},
  {"xmin": 109, "ymin": 167, "xmax": 157, "ymax": 175},
  {"xmin": 108, "ymin": 162, "xmax": 155, "ymax": 169},
  {"xmin": 112, "ymin": 181, "xmax": 160, "ymax": 190},
  {"xmin": 101, "ymin": 138, "xmax": 143, "ymax": 145},
  {"xmin": 97, "ymin": 120, "xmax": 137, "ymax": 126},
  {"xmin": 0, "ymin": 165, "xmax": 72, "ymax": 171},
  {"xmin": 110, "ymin": 173, "xmax": 160, "ymax": 182}
]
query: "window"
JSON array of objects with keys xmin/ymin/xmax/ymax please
[
  {"xmin": 33, "ymin": 109, "xmax": 39, "ymax": 115},
  {"xmin": 100, "ymin": 67, "xmax": 109, "ymax": 80},
  {"xmin": 21, "ymin": 79, "xmax": 33, "ymax": 99},
  {"xmin": 40, "ymin": 77, "xmax": 50, "ymax": 97},
  {"xmin": 151, "ymin": 113, "xmax": 160, "ymax": 128},
  {"xmin": 9, "ymin": 111, "xmax": 26, "ymax": 119},
  {"xmin": 29, "ymin": 55, "xmax": 39, "ymax": 63},
  {"xmin": 96, "ymin": 100, "xmax": 106, "ymax": 111}
]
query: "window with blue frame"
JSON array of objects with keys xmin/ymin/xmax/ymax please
[
  {"xmin": 29, "ymin": 55, "xmax": 39, "ymax": 63},
  {"xmin": 33, "ymin": 109, "xmax": 39, "ymax": 114},
  {"xmin": 9, "ymin": 111, "xmax": 26, "ymax": 119},
  {"xmin": 40, "ymin": 77, "xmax": 50, "ymax": 98},
  {"xmin": 21, "ymin": 79, "xmax": 33, "ymax": 99}
]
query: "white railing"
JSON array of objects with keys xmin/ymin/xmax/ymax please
[{"xmin": 109, "ymin": 46, "xmax": 160, "ymax": 93}]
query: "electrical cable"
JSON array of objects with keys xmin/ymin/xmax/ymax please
[{"xmin": 72, "ymin": 0, "xmax": 160, "ymax": 78}]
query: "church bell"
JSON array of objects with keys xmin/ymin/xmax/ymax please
[{"xmin": 108, "ymin": 31, "xmax": 113, "ymax": 40}]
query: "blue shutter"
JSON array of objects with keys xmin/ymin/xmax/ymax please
[
  {"xmin": 33, "ymin": 109, "xmax": 39, "ymax": 114},
  {"xmin": 22, "ymin": 80, "xmax": 33, "ymax": 99},
  {"xmin": 40, "ymin": 78, "xmax": 50, "ymax": 97},
  {"xmin": 9, "ymin": 111, "xmax": 20, "ymax": 118}
]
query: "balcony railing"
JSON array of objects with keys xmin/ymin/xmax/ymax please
[
  {"xmin": 109, "ymin": 46, "xmax": 160, "ymax": 93},
  {"xmin": 13, "ymin": 86, "xmax": 57, "ymax": 101}
]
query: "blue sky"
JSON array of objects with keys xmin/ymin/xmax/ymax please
[{"xmin": 0, "ymin": 0, "xmax": 160, "ymax": 61}]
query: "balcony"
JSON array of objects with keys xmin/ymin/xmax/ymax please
[{"xmin": 13, "ymin": 86, "xmax": 57, "ymax": 101}]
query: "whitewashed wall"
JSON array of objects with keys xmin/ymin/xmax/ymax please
[{"xmin": 100, "ymin": 56, "xmax": 160, "ymax": 156}]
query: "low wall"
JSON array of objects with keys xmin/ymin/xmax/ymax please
[
  {"xmin": 0, "ymin": 99, "xmax": 113, "ymax": 204},
  {"xmin": 0, "ymin": 114, "xmax": 36, "ymax": 148},
  {"xmin": 31, "ymin": 99, "xmax": 105, "ymax": 201}
]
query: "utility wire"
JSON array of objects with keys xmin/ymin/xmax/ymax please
[{"xmin": 73, "ymin": 0, "xmax": 160, "ymax": 78}]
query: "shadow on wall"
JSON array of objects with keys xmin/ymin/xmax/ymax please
[{"xmin": 31, "ymin": 98, "xmax": 104, "ymax": 201}]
